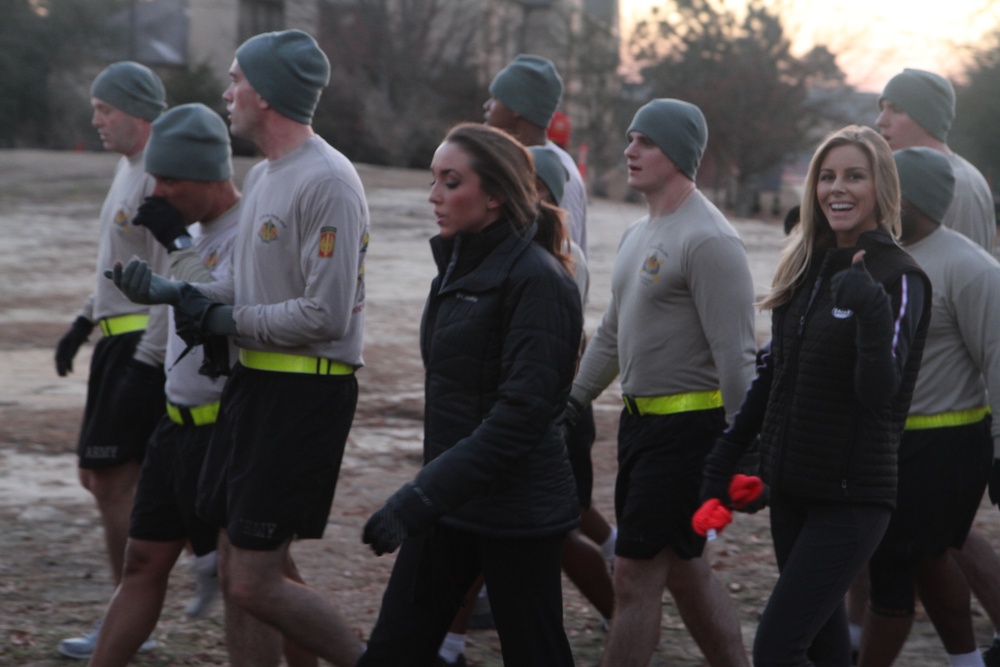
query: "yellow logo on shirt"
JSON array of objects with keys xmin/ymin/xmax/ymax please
[
  {"xmin": 258, "ymin": 220, "xmax": 279, "ymax": 242},
  {"xmin": 318, "ymin": 226, "xmax": 337, "ymax": 258},
  {"xmin": 641, "ymin": 254, "xmax": 662, "ymax": 281},
  {"xmin": 114, "ymin": 208, "xmax": 132, "ymax": 229},
  {"xmin": 204, "ymin": 250, "xmax": 219, "ymax": 270}
]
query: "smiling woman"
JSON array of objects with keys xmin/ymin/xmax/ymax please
[{"xmin": 619, "ymin": 0, "xmax": 998, "ymax": 91}]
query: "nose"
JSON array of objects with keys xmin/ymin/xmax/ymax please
[
  {"xmin": 875, "ymin": 108, "xmax": 888, "ymax": 129},
  {"xmin": 623, "ymin": 139, "xmax": 636, "ymax": 158}
]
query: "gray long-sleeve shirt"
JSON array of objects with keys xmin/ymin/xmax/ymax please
[
  {"xmin": 196, "ymin": 136, "xmax": 369, "ymax": 367},
  {"xmin": 571, "ymin": 189, "xmax": 756, "ymax": 424}
]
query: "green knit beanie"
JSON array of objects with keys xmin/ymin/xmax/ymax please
[
  {"xmin": 893, "ymin": 147, "xmax": 955, "ymax": 224},
  {"xmin": 90, "ymin": 61, "xmax": 166, "ymax": 121},
  {"xmin": 489, "ymin": 55, "xmax": 563, "ymax": 129},
  {"xmin": 236, "ymin": 29, "xmax": 330, "ymax": 124},
  {"xmin": 879, "ymin": 69, "xmax": 955, "ymax": 142},
  {"xmin": 145, "ymin": 104, "xmax": 232, "ymax": 182},
  {"xmin": 529, "ymin": 146, "xmax": 568, "ymax": 205},
  {"xmin": 627, "ymin": 99, "xmax": 708, "ymax": 181}
]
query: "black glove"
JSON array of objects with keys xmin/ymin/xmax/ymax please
[
  {"xmin": 362, "ymin": 503, "xmax": 408, "ymax": 556},
  {"xmin": 558, "ymin": 396, "xmax": 584, "ymax": 442},
  {"xmin": 989, "ymin": 459, "xmax": 1000, "ymax": 507},
  {"xmin": 55, "ymin": 316, "xmax": 94, "ymax": 376},
  {"xmin": 173, "ymin": 284, "xmax": 223, "ymax": 348},
  {"xmin": 198, "ymin": 335, "xmax": 232, "ymax": 379},
  {"xmin": 132, "ymin": 196, "xmax": 191, "ymax": 252},
  {"xmin": 830, "ymin": 253, "xmax": 885, "ymax": 317}
]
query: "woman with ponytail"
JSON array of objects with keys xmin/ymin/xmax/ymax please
[{"xmin": 358, "ymin": 123, "xmax": 583, "ymax": 667}]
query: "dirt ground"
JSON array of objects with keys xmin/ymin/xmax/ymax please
[{"xmin": 1, "ymin": 149, "xmax": 998, "ymax": 666}]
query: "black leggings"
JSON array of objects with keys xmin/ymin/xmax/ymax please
[
  {"xmin": 358, "ymin": 524, "xmax": 573, "ymax": 667},
  {"xmin": 753, "ymin": 492, "xmax": 889, "ymax": 667}
]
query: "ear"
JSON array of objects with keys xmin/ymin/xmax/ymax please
[{"xmin": 486, "ymin": 196, "xmax": 502, "ymax": 210}]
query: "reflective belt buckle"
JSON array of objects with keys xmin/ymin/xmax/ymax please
[
  {"xmin": 99, "ymin": 314, "xmax": 150, "ymax": 337},
  {"xmin": 238, "ymin": 349, "xmax": 354, "ymax": 375},
  {"xmin": 166, "ymin": 400, "xmax": 220, "ymax": 427}
]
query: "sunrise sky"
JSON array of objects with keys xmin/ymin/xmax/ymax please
[{"xmin": 618, "ymin": 0, "xmax": 1000, "ymax": 91}]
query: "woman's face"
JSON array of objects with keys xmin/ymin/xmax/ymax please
[
  {"xmin": 428, "ymin": 141, "xmax": 500, "ymax": 239},
  {"xmin": 816, "ymin": 144, "xmax": 879, "ymax": 248}
]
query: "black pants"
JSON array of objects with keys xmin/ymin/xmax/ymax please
[
  {"xmin": 753, "ymin": 492, "xmax": 889, "ymax": 667},
  {"xmin": 358, "ymin": 524, "xmax": 573, "ymax": 667}
]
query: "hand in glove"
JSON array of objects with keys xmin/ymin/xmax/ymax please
[
  {"xmin": 557, "ymin": 396, "xmax": 584, "ymax": 443},
  {"xmin": 830, "ymin": 251, "xmax": 886, "ymax": 316},
  {"xmin": 55, "ymin": 316, "xmax": 94, "ymax": 376},
  {"xmin": 989, "ymin": 459, "xmax": 1000, "ymax": 507},
  {"xmin": 133, "ymin": 196, "xmax": 191, "ymax": 252},
  {"xmin": 105, "ymin": 259, "xmax": 183, "ymax": 305},
  {"xmin": 173, "ymin": 284, "xmax": 235, "ymax": 348},
  {"xmin": 362, "ymin": 503, "xmax": 409, "ymax": 556}
]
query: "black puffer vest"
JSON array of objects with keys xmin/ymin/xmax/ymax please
[{"xmin": 759, "ymin": 228, "xmax": 931, "ymax": 507}]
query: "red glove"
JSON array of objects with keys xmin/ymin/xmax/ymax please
[
  {"xmin": 692, "ymin": 498, "xmax": 733, "ymax": 538},
  {"xmin": 729, "ymin": 474, "xmax": 764, "ymax": 510}
]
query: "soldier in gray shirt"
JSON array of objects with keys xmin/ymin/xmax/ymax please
[{"xmin": 110, "ymin": 30, "xmax": 367, "ymax": 667}]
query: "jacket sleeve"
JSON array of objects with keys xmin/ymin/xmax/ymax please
[{"xmin": 390, "ymin": 262, "xmax": 583, "ymax": 532}]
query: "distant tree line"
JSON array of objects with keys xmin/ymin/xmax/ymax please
[{"xmin": 2, "ymin": 0, "xmax": 998, "ymax": 210}]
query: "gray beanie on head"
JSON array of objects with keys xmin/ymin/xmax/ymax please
[
  {"xmin": 489, "ymin": 54, "xmax": 563, "ymax": 128},
  {"xmin": 529, "ymin": 146, "xmax": 569, "ymax": 206},
  {"xmin": 145, "ymin": 104, "xmax": 232, "ymax": 181},
  {"xmin": 879, "ymin": 68, "xmax": 955, "ymax": 141},
  {"xmin": 893, "ymin": 147, "xmax": 955, "ymax": 224},
  {"xmin": 236, "ymin": 29, "xmax": 330, "ymax": 124},
  {"xmin": 627, "ymin": 99, "xmax": 708, "ymax": 181},
  {"xmin": 90, "ymin": 61, "xmax": 166, "ymax": 121}
]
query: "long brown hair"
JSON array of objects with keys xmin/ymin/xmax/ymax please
[
  {"xmin": 443, "ymin": 123, "xmax": 571, "ymax": 270},
  {"xmin": 759, "ymin": 125, "xmax": 900, "ymax": 310}
]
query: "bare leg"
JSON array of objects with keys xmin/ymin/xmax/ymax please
[
  {"xmin": 282, "ymin": 552, "xmax": 319, "ymax": 667},
  {"xmin": 562, "ymin": 528, "xmax": 614, "ymax": 620},
  {"xmin": 79, "ymin": 462, "xmax": 142, "ymax": 586},
  {"xmin": 219, "ymin": 531, "xmax": 363, "ymax": 667},
  {"xmin": 918, "ymin": 552, "xmax": 978, "ymax": 655},
  {"xmin": 600, "ymin": 552, "xmax": 669, "ymax": 667},
  {"xmin": 953, "ymin": 530, "xmax": 1000, "ymax": 632},
  {"xmin": 666, "ymin": 551, "xmax": 751, "ymax": 667},
  {"xmin": 857, "ymin": 609, "xmax": 912, "ymax": 667},
  {"xmin": 580, "ymin": 506, "xmax": 612, "ymax": 547},
  {"xmin": 88, "ymin": 538, "xmax": 183, "ymax": 667}
]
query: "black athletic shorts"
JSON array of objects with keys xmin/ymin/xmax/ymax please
[
  {"xmin": 566, "ymin": 404, "xmax": 596, "ymax": 510},
  {"xmin": 872, "ymin": 418, "xmax": 991, "ymax": 566},
  {"xmin": 197, "ymin": 364, "xmax": 358, "ymax": 550},
  {"xmin": 129, "ymin": 415, "xmax": 218, "ymax": 556},
  {"xmin": 78, "ymin": 334, "xmax": 165, "ymax": 469},
  {"xmin": 614, "ymin": 407, "xmax": 725, "ymax": 560}
]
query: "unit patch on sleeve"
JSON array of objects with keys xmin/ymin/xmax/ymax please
[{"xmin": 318, "ymin": 226, "xmax": 337, "ymax": 258}]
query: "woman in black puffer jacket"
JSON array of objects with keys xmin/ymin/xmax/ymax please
[
  {"xmin": 358, "ymin": 123, "xmax": 583, "ymax": 667},
  {"xmin": 701, "ymin": 125, "xmax": 931, "ymax": 667}
]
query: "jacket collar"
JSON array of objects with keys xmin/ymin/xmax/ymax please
[{"xmin": 430, "ymin": 220, "xmax": 537, "ymax": 294}]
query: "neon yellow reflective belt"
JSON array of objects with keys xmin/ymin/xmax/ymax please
[
  {"xmin": 904, "ymin": 406, "xmax": 990, "ymax": 431},
  {"xmin": 239, "ymin": 349, "xmax": 354, "ymax": 376},
  {"xmin": 98, "ymin": 314, "xmax": 150, "ymax": 336},
  {"xmin": 623, "ymin": 389, "xmax": 723, "ymax": 416},
  {"xmin": 166, "ymin": 400, "xmax": 220, "ymax": 427}
]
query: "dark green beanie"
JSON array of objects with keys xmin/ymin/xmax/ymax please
[
  {"xmin": 489, "ymin": 55, "xmax": 563, "ymax": 128},
  {"xmin": 627, "ymin": 99, "xmax": 708, "ymax": 181},
  {"xmin": 90, "ymin": 61, "xmax": 166, "ymax": 121},
  {"xmin": 879, "ymin": 69, "xmax": 955, "ymax": 142},
  {"xmin": 145, "ymin": 104, "xmax": 232, "ymax": 181},
  {"xmin": 893, "ymin": 147, "xmax": 955, "ymax": 223},
  {"xmin": 529, "ymin": 146, "xmax": 568, "ymax": 206},
  {"xmin": 236, "ymin": 29, "xmax": 330, "ymax": 124}
]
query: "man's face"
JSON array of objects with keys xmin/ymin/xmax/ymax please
[
  {"xmin": 483, "ymin": 96, "xmax": 518, "ymax": 131},
  {"xmin": 151, "ymin": 176, "xmax": 213, "ymax": 225},
  {"xmin": 223, "ymin": 60, "xmax": 265, "ymax": 140},
  {"xmin": 91, "ymin": 98, "xmax": 147, "ymax": 157},
  {"xmin": 876, "ymin": 100, "xmax": 929, "ymax": 150},
  {"xmin": 623, "ymin": 131, "xmax": 679, "ymax": 195}
]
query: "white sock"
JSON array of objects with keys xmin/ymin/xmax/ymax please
[
  {"xmin": 601, "ymin": 527, "xmax": 617, "ymax": 561},
  {"xmin": 438, "ymin": 632, "xmax": 465, "ymax": 663},
  {"xmin": 947, "ymin": 649, "xmax": 985, "ymax": 667},
  {"xmin": 848, "ymin": 622, "xmax": 862, "ymax": 651}
]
